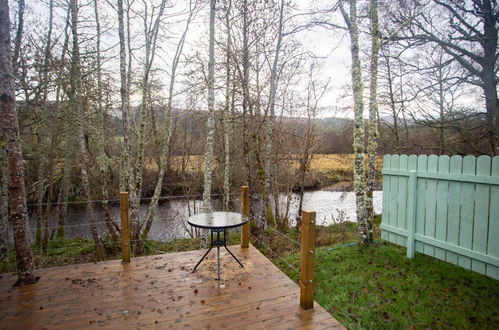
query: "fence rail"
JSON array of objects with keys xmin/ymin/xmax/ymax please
[{"xmin": 381, "ymin": 154, "xmax": 499, "ymax": 280}]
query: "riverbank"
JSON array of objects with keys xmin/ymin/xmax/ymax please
[
  {"xmin": 1, "ymin": 219, "xmax": 367, "ymax": 273},
  {"xmin": 148, "ymin": 153, "xmax": 383, "ymax": 196}
]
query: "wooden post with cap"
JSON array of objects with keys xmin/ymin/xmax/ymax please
[
  {"xmin": 300, "ymin": 210, "xmax": 316, "ymax": 309},
  {"xmin": 240, "ymin": 186, "xmax": 250, "ymax": 248},
  {"xmin": 120, "ymin": 192, "xmax": 131, "ymax": 263}
]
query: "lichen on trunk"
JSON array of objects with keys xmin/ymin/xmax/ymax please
[{"xmin": 339, "ymin": 0, "xmax": 372, "ymax": 245}]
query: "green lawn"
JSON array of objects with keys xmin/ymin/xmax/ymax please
[{"xmin": 276, "ymin": 242, "xmax": 499, "ymax": 329}]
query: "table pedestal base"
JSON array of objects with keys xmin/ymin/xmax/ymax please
[{"xmin": 192, "ymin": 228, "xmax": 244, "ymax": 280}]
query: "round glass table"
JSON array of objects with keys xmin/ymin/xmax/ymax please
[{"xmin": 188, "ymin": 212, "xmax": 248, "ymax": 280}]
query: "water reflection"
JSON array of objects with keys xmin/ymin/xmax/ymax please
[{"xmin": 27, "ymin": 191, "xmax": 382, "ymax": 242}]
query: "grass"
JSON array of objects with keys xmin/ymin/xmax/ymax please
[
  {"xmin": 274, "ymin": 241, "xmax": 499, "ymax": 329},
  {"xmin": 0, "ymin": 233, "xmax": 242, "ymax": 273}
]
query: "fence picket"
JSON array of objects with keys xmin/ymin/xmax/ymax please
[
  {"xmin": 486, "ymin": 156, "xmax": 499, "ymax": 278},
  {"xmin": 435, "ymin": 155, "xmax": 450, "ymax": 261},
  {"xmin": 415, "ymin": 155, "xmax": 428, "ymax": 253},
  {"xmin": 458, "ymin": 156, "xmax": 476, "ymax": 269},
  {"xmin": 397, "ymin": 155, "xmax": 409, "ymax": 246},
  {"xmin": 472, "ymin": 156, "xmax": 491, "ymax": 274},
  {"xmin": 388, "ymin": 155, "xmax": 400, "ymax": 244},
  {"xmin": 446, "ymin": 156, "xmax": 463, "ymax": 265},
  {"xmin": 406, "ymin": 155, "xmax": 418, "ymax": 258},
  {"xmin": 424, "ymin": 155, "xmax": 439, "ymax": 257},
  {"xmin": 381, "ymin": 155, "xmax": 392, "ymax": 241}
]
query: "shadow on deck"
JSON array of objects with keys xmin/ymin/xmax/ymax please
[{"xmin": 0, "ymin": 244, "xmax": 344, "ymax": 329}]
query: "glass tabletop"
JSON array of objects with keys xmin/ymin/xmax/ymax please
[{"xmin": 187, "ymin": 211, "xmax": 248, "ymax": 229}]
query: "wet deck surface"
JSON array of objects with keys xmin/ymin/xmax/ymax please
[{"xmin": 0, "ymin": 244, "xmax": 344, "ymax": 329}]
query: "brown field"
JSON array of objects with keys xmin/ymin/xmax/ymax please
[
  {"xmin": 307, "ymin": 154, "xmax": 383, "ymax": 174},
  {"xmin": 144, "ymin": 154, "xmax": 383, "ymax": 175}
]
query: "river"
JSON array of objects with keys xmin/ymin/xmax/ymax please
[{"xmin": 28, "ymin": 190, "xmax": 382, "ymax": 242}]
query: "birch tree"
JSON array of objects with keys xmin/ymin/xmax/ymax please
[
  {"xmin": 55, "ymin": 4, "xmax": 75, "ymax": 239},
  {"xmin": 93, "ymin": 0, "xmax": 118, "ymax": 242},
  {"xmin": 241, "ymin": 0, "xmax": 251, "ymax": 185},
  {"xmin": 296, "ymin": 63, "xmax": 329, "ymax": 224},
  {"xmin": 222, "ymin": 0, "xmax": 232, "ymax": 210},
  {"xmin": 0, "ymin": 0, "xmax": 36, "ymax": 284},
  {"xmin": 380, "ymin": 49, "xmax": 402, "ymax": 153},
  {"xmin": 69, "ymin": 0, "xmax": 105, "ymax": 257},
  {"xmin": 118, "ymin": 0, "xmax": 136, "ymax": 238},
  {"xmin": 142, "ymin": 0, "xmax": 200, "ymax": 238},
  {"xmin": 37, "ymin": 0, "xmax": 54, "ymax": 250},
  {"xmin": 132, "ymin": 0, "xmax": 167, "ymax": 216},
  {"xmin": 365, "ymin": 0, "xmax": 380, "ymax": 237},
  {"xmin": 263, "ymin": 0, "xmax": 285, "ymax": 224},
  {"xmin": 202, "ymin": 0, "xmax": 216, "ymax": 211},
  {"xmin": 339, "ymin": 0, "xmax": 371, "ymax": 244}
]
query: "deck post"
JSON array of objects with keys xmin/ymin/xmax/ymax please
[
  {"xmin": 300, "ymin": 210, "xmax": 316, "ymax": 310},
  {"xmin": 241, "ymin": 186, "xmax": 250, "ymax": 248},
  {"xmin": 120, "ymin": 192, "xmax": 131, "ymax": 263}
]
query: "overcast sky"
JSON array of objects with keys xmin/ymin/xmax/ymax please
[{"xmin": 24, "ymin": 0, "xmax": 369, "ymax": 119}]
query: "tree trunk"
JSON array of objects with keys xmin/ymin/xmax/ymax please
[
  {"xmin": 365, "ymin": 0, "xmax": 379, "ymax": 241},
  {"xmin": 118, "ymin": 0, "xmax": 137, "ymax": 247},
  {"xmin": 384, "ymin": 52, "xmax": 401, "ymax": 153},
  {"xmin": 0, "ymin": 145, "xmax": 8, "ymax": 261},
  {"xmin": 142, "ymin": 2, "xmax": 196, "ymax": 238},
  {"xmin": 93, "ymin": 0, "xmax": 117, "ymax": 242},
  {"xmin": 35, "ymin": 0, "xmax": 54, "ymax": 250},
  {"xmin": 69, "ymin": 0, "xmax": 104, "ymax": 258},
  {"xmin": 242, "ymin": 0, "xmax": 251, "ymax": 185},
  {"xmin": 203, "ymin": 0, "xmax": 216, "ymax": 212},
  {"xmin": 0, "ymin": 0, "xmax": 36, "ymax": 284},
  {"xmin": 222, "ymin": 0, "xmax": 232, "ymax": 211},
  {"xmin": 55, "ymin": 4, "xmax": 74, "ymax": 239},
  {"xmin": 340, "ymin": 0, "xmax": 371, "ymax": 244},
  {"xmin": 264, "ymin": 0, "xmax": 285, "ymax": 223},
  {"xmin": 11, "ymin": 0, "xmax": 24, "ymax": 75}
]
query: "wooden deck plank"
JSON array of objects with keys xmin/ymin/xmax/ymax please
[{"xmin": 0, "ymin": 244, "xmax": 344, "ymax": 329}]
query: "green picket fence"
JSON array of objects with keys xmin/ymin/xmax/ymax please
[{"xmin": 381, "ymin": 154, "xmax": 499, "ymax": 280}]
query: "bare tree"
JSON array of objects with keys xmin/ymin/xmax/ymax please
[
  {"xmin": 365, "ymin": 0, "xmax": 380, "ymax": 237},
  {"xmin": 394, "ymin": 0, "xmax": 498, "ymax": 154},
  {"xmin": 339, "ymin": 0, "xmax": 371, "ymax": 244},
  {"xmin": 142, "ymin": 0, "xmax": 200, "ymax": 238},
  {"xmin": 55, "ymin": 3, "xmax": 75, "ymax": 239},
  {"xmin": 203, "ymin": 0, "xmax": 216, "ymax": 211},
  {"xmin": 69, "ymin": 0, "xmax": 105, "ymax": 257},
  {"xmin": 0, "ymin": 0, "xmax": 36, "ymax": 284},
  {"xmin": 222, "ymin": 0, "xmax": 233, "ymax": 210},
  {"xmin": 93, "ymin": 0, "xmax": 118, "ymax": 242},
  {"xmin": 296, "ymin": 62, "xmax": 329, "ymax": 225}
]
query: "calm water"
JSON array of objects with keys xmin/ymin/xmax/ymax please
[{"xmin": 27, "ymin": 190, "xmax": 382, "ymax": 242}]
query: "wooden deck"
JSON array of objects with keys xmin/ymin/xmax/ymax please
[{"xmin": 0, "ymin": 244, "xmax": 344, "ymax": 329}]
